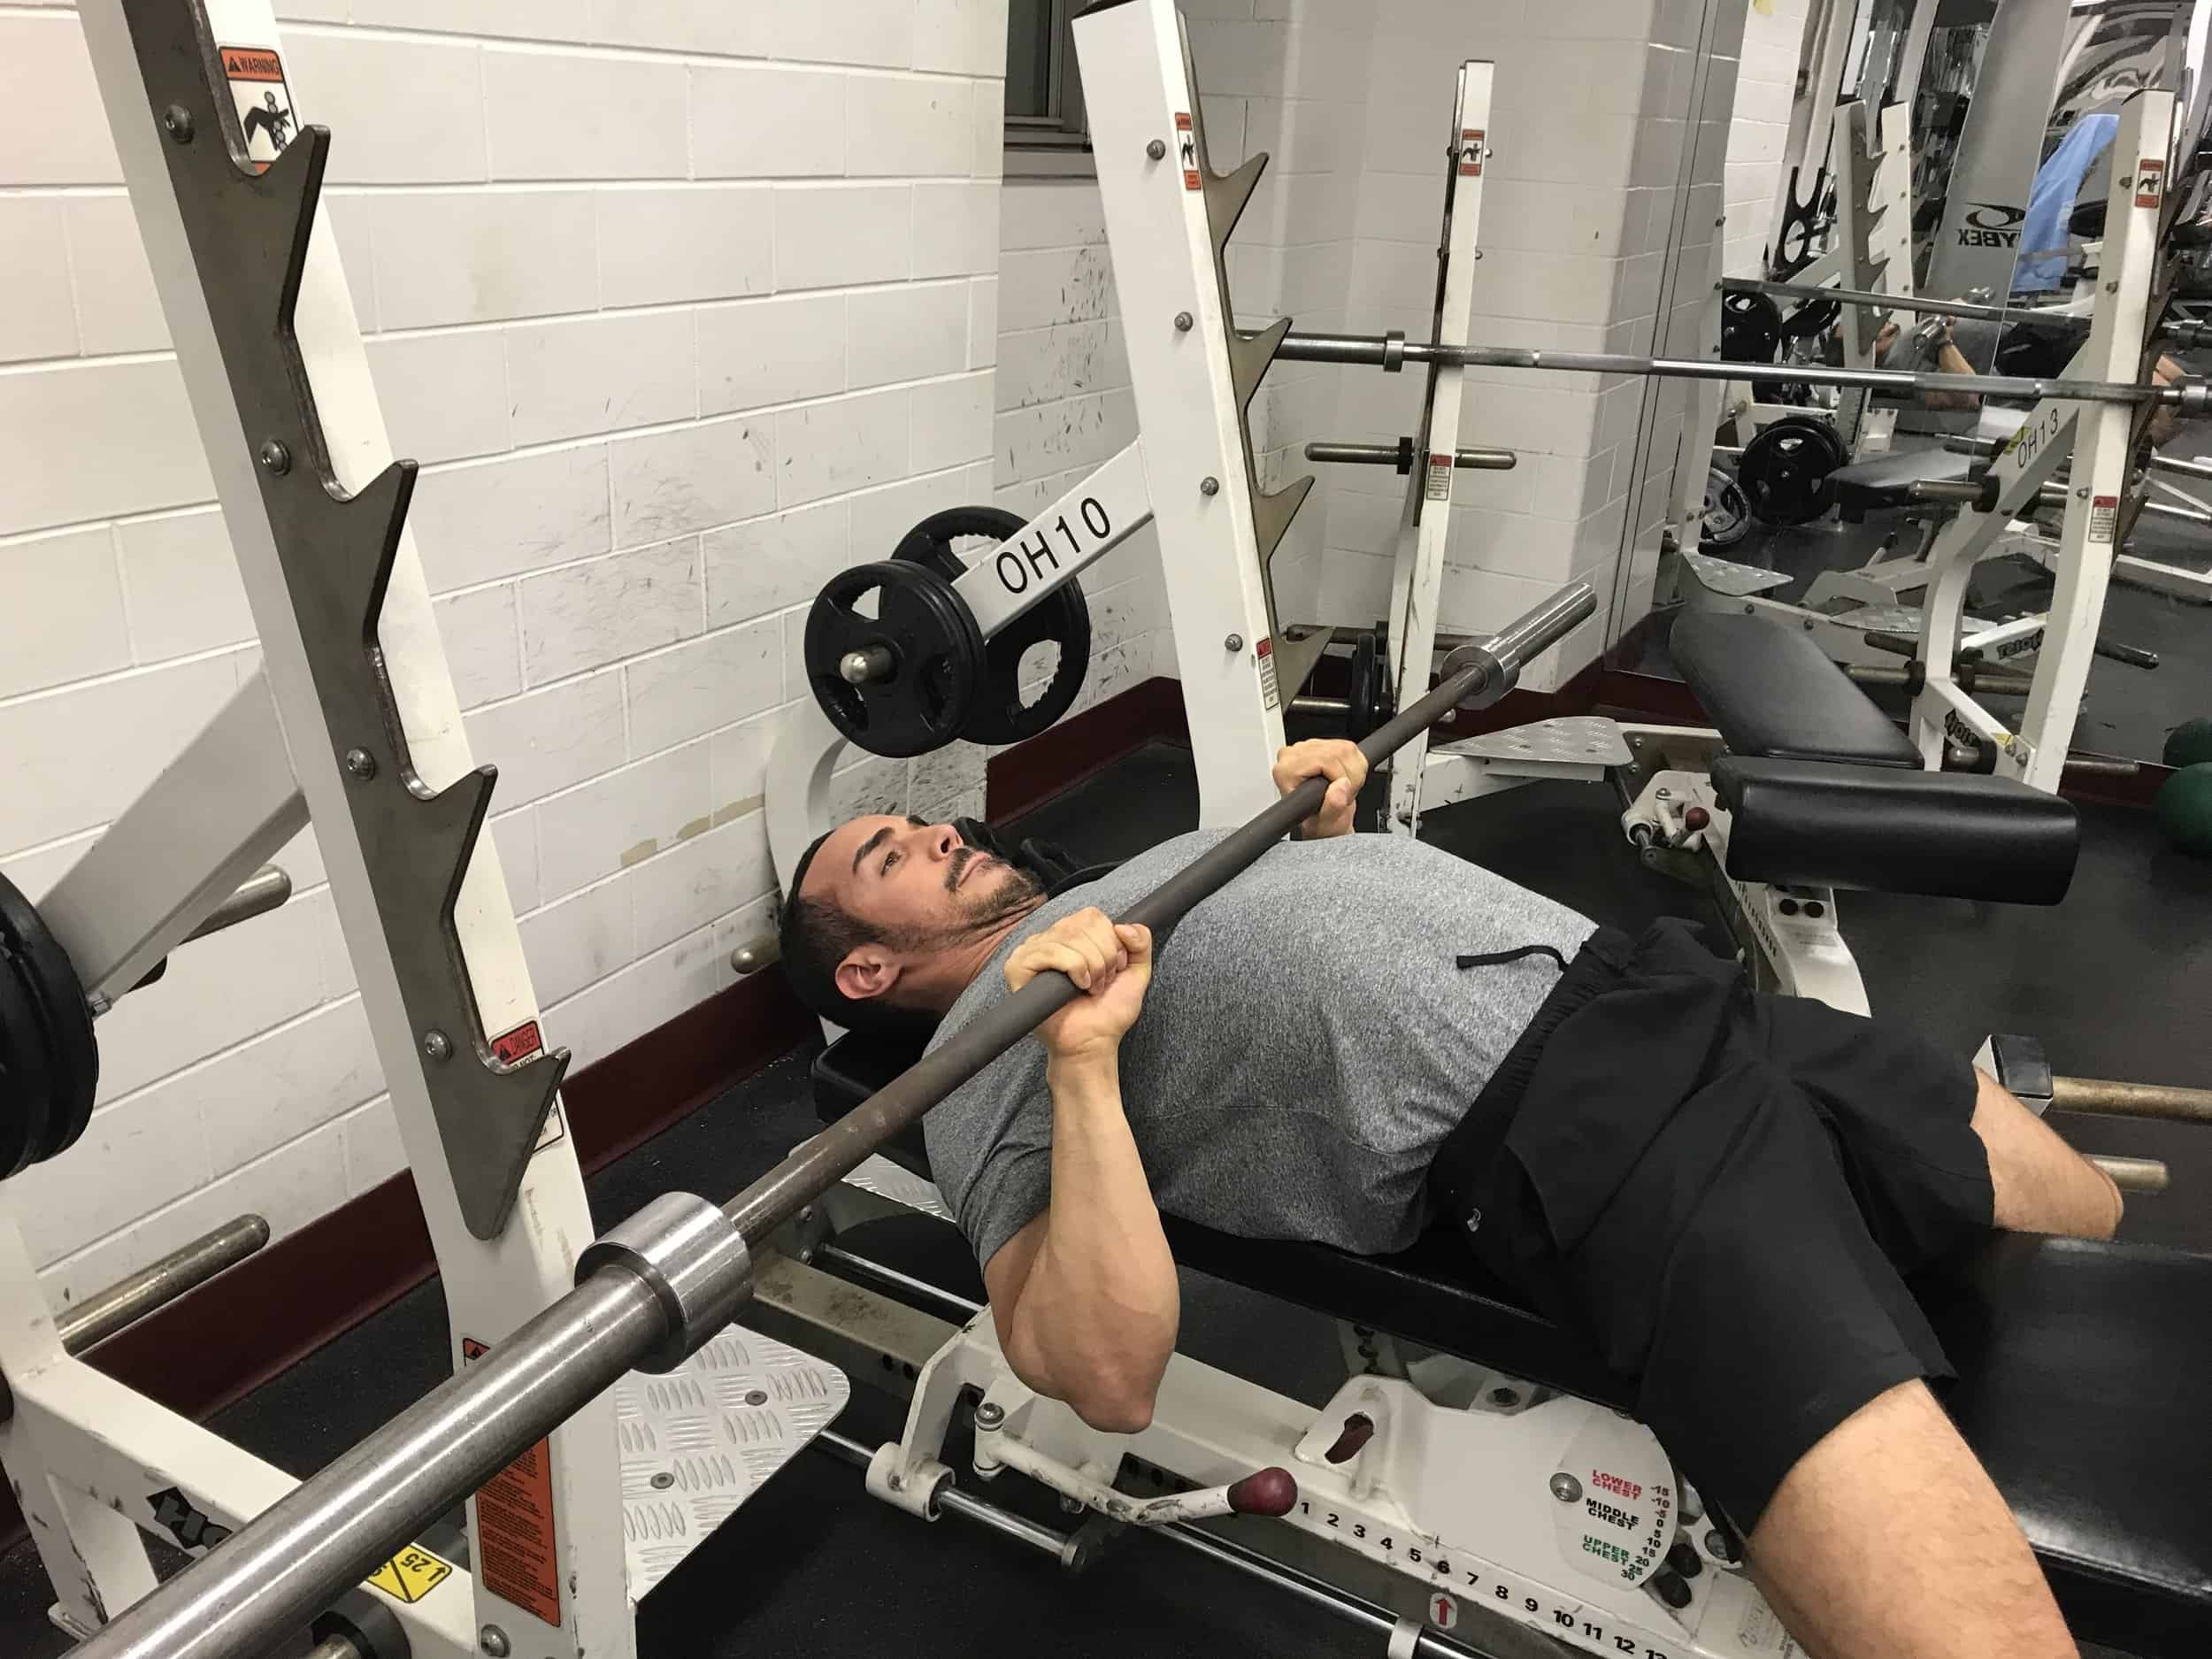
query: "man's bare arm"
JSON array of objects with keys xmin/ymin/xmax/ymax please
[
  {"xmin": 985, "ymin": 1052, "xmax": 1179, "ymax": 1430},
  {"xmin": 980, "ymin": 910, "xmax": 1179, "ymax": 1432}
]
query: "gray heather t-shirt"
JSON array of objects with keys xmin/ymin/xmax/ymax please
[{"xmin": 923, "ymin": 830, "xmax": 1596, "ymax": 1270}]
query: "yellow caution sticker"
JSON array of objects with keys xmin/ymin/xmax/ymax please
[{"xmin": 366, "ymin": 1543, "xmax": 455, "ymax": 1604}]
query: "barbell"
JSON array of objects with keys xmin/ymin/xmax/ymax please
[
  {"xmin": 1719, "ymin": 277, "xmax": 2212, "ymax": 350},
  {"xmin": 61, "ymin": 583, "xmax": 1598, "ymax": 1659},
  {"xmin": 1276, "ymin": 330, "xmax": 2212, "ymax": 413}
]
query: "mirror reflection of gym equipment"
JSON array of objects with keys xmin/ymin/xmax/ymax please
[
  {"xmin": 1682, "ymin": 0, "xmax": 2212, "ymax": 787},
  {"xmin": 2, "ymin": 2, "xmax": 2209, "ymax": 1659}
]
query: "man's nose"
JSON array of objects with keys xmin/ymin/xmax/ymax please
[{"xmin": 923, "ymin": 823, "xmax": 959, "ymax": 861}]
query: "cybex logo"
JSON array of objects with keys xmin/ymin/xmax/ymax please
[{"xmin": 1959, "ymin": 203, "xmax": 2026, "ymax": 249}]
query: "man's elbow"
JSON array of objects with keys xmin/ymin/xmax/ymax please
[
  {"xmin": 1064, "ymin": 1369, "xmax": 1160, "ymax": 1435},
  {"xmin": 1004, "ymin": 1337, "xmax": 1165, "ymax": 1434}
]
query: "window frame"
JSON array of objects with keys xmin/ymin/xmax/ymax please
[{"xmin": 1005, "ymin": 0, "xmax": 1094, "ymax": 179}]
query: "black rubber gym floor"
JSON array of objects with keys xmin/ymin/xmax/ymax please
[{"xmin": 2, "ymin": 740, "xmax": 2201, "ymax": 1657}]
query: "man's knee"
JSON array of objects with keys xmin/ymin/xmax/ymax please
[{"xmin": 1748, "ymin": 1380, "xmax": 2076, "ymax": 1659}]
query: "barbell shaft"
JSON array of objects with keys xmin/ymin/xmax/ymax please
[
  {"xmin": 1721, "ymin": 278, "xmax": 2209, "ymax": 349},
  {"xmin": 65, "ymin": 1269, "xmax": 664, "ymax": 1659},
  {"xmin": 1302, "ymin": 440, "xmax": 1517, "ymax": 471},
  {"xmin": 1277, "ymin": 331, "xmax": 2210, "ymax": 412},
  {"xmin": 723, "ymin": 580, "xmax": 1599, "ymax": 1248},
  {"xmin": 2090, "ymin": 1155, "xmax": 2170, "ymax": 1192},
  {"xmin": 2052, "ymin": 1076, "xmax": 2212, "ymax": 1124},
  {"xmin": 69, "ymin": 581, "xmax": 1594, "ymax": 1659},
  {"xmin": 840, "ymin": 645, "xmax": 894, "ymax": 686},
  {"xmin": 1723, "ymin": 276, "xmax": 2043, "ymax": 329}
]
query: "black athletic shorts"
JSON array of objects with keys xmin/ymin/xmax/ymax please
[{"xmin": 1429, "ymin": 919, "xmax": 1992, "ymax": 1535}]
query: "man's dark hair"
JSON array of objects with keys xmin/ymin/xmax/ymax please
[{"xmin": 777, "ymin": 831, "xmax": 938, "ymax": 1038}]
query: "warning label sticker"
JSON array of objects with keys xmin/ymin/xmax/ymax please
[
  {"xmin": 2136, "ymin": 157, "xmax": 2165, "ymax": 211},
  {"xmin": 1425, "ymin": 452, "xmax": 1453, "ymax": 501},
  {"xmin": 367, "ymin": 1543, "xmax": 455, "ymax": 1605},
  {"xmin": 219, "ymin": 45, "xmax": 296, "ymax": 173},
  {"xmin": 1176, "ymin": 112, "xmax": 1200, "ymax": 189},
  {"xmin": 461, "ymin": 1337, "xmax": 563, "ymax": 1627},
  {"xmin": 492, "ymin": 1019, "xmax": 543, "ymax": 1065},
  {"xmin": 1459, "ymin": 128, "xmax": 1484, "ymax": 178},
  {"xmin": 2088, "ymin": 494, "xmax": 2119, "ymax": 543},
  {"xmin": 1256, "ymin": 635, "xmax": 1279, "ymax": 710}
]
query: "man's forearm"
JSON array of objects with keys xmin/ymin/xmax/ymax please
[{"xmin": 1006, "ymin": 1054, "xmax": 1180, "ymax": 1428}]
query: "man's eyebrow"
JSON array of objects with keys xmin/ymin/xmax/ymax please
[{"xmin": 852, "ymin": 826, "xmax": 893, "ymax": 875}]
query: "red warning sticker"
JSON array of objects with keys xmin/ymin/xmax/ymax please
[
  {"xmin": 1425, "ymin": 453, "xmax": 1453, "ymax": 501},
  {"xmin": 491, "ymin": 1020, "xmax": 543, "ymax": 1065},
  {"xmin": 1460, "ymin": 128, "xmax": 1485, "ymax": 177},
  {"xmin": 2088, "ymin": 494, "xmax": 2119, "ymax": 544},
  {"xmin": 2137, "ymin": 157, "xmax": 2165, "ymax": 211},
  {"xmin": 219, "ymin": 44, "xmax": 296, "ymax": 174},
  {"xmin": 460, "ymin": 1338, "xmax": 563, "ymax": 1627},
  {"xmin": 1176, "ymin": 112, "xmax": 1200, "ymax": 189},
  {"xmin": 1256, "ymin": 635, "xmax": 1279, "ymax": 711}
]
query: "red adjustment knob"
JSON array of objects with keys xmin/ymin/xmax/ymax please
[
  {"xmin": 1324, "ymin": 1413, "xmax": 1376, "ymax": 1463},
  {"xmin": 1683, "ymin": 806, "xmax": 1710, "ymax": 832},
  {"xmin": 1225, "ymin": 1467, "xmax": 1298, "ymax": 1517}
]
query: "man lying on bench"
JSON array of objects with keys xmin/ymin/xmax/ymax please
[{"xmin": 777, "ymin": 740, "xmax": 2122, "ymax": 1659}]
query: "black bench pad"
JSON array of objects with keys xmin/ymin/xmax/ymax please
[
  {"xmin": 813, "ymin": 1037, "xmax": 2211, "ymax": 1654},
  {"xmin": 1672, "ymin": 610, "xmax": 1922, "ymax": 768},
  {"xmin": 1711, "ymin": 754, "xmax": 2079, "ymax": 905}
]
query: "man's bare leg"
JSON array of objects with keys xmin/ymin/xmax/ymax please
[
  {"xmin": 1970, "ymin": 1069, "xmax": 2122, "ymax": 1239},
  {"xmin": 1747, "ymin": 1380, "xmax": 2075, "ymax": 1659}
]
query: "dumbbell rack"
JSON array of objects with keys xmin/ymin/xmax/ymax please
[{"xmin": 2, "ymin": 0, "xmax": 842, "ymax": 1654}]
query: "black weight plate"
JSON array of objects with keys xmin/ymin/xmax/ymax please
[
  {"xmin": 1702, "ymin": 467, "xmax": 1752, "ymax": 549},
  {"xmin": 1778, "ymin": 295, "xmax": 1840, "ymax": 343},
  {"xmin": 0, "ymin": 871, "xmax": 93, "ymax": 1165},
  {"xmin": 893, "ymin": 506, "xmax": 1090, "ymax": 748},
  {"xmin": 1773, "ymin": 167, "xmax": 1826, "ymax": 279},
  {"xmin": 1740, "ymin": 416, "xmax": 1844, "ymax": 526},
  {"xmin": 804, "ymin": 560, "xmax": 984, "ymax": 758},
  {"xmin": 0, "ymin": 949, "xmax": 52, "ymax": 1180},
  {"xmin": 1721, "ymin": 291, "xmax": 1783, "ymax": 365}
]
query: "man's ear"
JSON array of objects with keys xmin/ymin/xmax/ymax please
[{"xmin": 835, "ymin": 946, "xmax": 901, "ymax": 1004}]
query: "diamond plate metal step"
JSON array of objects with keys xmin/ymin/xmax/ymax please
[
  {"xmin": 843, "ymin": 1152, "xmax": 953, "ymax": 1222},
  {"xmin": 1684, "ymin": 551, "xmax": 1793, "ymax": 597},
  {"xmin": 616, "ymin": 1326, "xmax": 849, "ymax": 1598},
  {"xmin": 1436, "ymin": 717, "xmax": 1633, "ymax": 767}
]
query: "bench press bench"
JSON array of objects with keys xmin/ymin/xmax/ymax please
[
  {"xmin": 1671, "ymin": 608, "xmax": 2079, "ymax": 907},
  {"xmin": 812, "ymin": 1022, "xmax": 2211, "ymax": 1656},
  {"xmin": 809, "ymin": 621, "xmax": 2206, "ymax": 1652}
]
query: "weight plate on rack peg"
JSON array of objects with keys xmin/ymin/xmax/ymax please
[
  {"xmin": 1702, "ymin": 467, "xmax": 1752, "ymax": 549},
  {"xmin": 1738, "ymin": 416, "xmax": 1845, "ymax": 526},
  {"xmin": 804, "ymin": 560, "xmax": 985, "ymax": 758},
  {"xmin": 0, "ymin": 872, "xmax": 96, "ymax": 1173},
  {"xmin": 892, "ymin": 506, "xmax": 1092, "ymax": 749},
  {"xmin": 1721, "ymin": 292, "xmax": 1784, "ymax": 365}
]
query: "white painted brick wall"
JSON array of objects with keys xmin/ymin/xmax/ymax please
[
  {"xmin": 0, "ymin": 0, "xmax": 1011, "ymax": 1310},
  {"xmin": 1287, "ymin": 0, "xmax": 1727, "ymax": 688},
  {"xmin": 993, "ymin": 179, "xmax": 1168, "ymax": 716},
  {"xmin": 1724, "ymin": 0, "xmax": 1811, "ymax": 278}
]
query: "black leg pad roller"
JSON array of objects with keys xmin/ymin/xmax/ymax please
[{"xmin": 1710, "ymin": 756, "xmax": 2080, "ymax": 905}]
